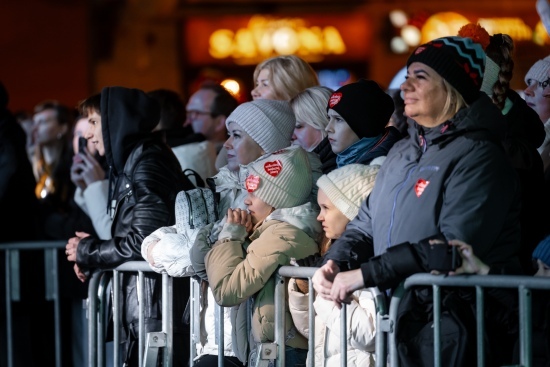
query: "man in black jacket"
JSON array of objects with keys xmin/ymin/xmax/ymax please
[{"xmin": 65, "ymin": 86, "xmax": 195, "ymax": 366}]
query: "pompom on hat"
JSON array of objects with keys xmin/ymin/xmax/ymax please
[
  {"xmin": 225, "ymin": 99, "xmax": 295, "ymax": 154},
  {"xmin": 327, "ymin": 79, "xmax": 394, "ymax": 139},
  {"xmin": 524, "ymin": 56, "xmax": 550, "ymax": 86},
  {"xmin": 245, "ymin": 145, "xmax": 312, "ymax": 209},
  {"xmin": 533, "ymin": 235, "xmax": 550, "ymax": 266},
  {"xmin": 316, "ymin": 164, "xmax": 379, "ymax": 220},
  {"xmin": 407, "ymin": 36, "xmax": 486, "ymax": 104}
]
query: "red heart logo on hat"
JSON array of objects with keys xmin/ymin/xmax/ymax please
[
  {"xmin": 246, "ymin": 175, "xmax": 260, "ymax": 192},
  {"xmin": 264, "ymin": 160, "xmax": 282, "ymax": 177},
  {"xmin": 329, "ymin": 93, "xmax": 342, "ymax": 108}
]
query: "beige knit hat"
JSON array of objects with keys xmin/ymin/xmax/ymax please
[
  {"xmin": 316, "ymin": 164, "xmax": 380, "ymax": 220},
  {"xmin": 225, "ymin": 99, "xmax": 295, "ymax": 154},
  {"xmin": 245, "ymin": 145, "xmax": 312, "ymax": 209},
  {"xmin": 525, "ymin": 56, "xmax": 550, "ymax": 85}
]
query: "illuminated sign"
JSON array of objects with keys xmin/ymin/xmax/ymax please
[{"xmin": 184, "ymin": 14, "xmax": 371, "ymax": 65}]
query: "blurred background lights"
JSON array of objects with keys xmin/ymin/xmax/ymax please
[
  {"xmin": 221, "ymin": 79, "xmax": 240, "ymax": 96},
  {"xmin": 390, "ymin": 36, "xmax": 408, "ymax": 54},
  {"xmin": 389, "ymin": 10, "xmax": 408, "ymax": 28},
  {"xmin": 401, "ymin": 25, "xmax": 421, "ymax": 47}
]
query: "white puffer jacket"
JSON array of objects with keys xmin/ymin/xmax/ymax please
[{"xmin": 288, "ymin": 280, "xmax": 377, "ymax": 367}]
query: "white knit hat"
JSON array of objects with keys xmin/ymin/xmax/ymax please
[
  {"xmin": 316, "ymin": 164, "xmax": 380, "ymax": 220},
  {"xmin": 245, "ymin": 145, "xmax": 312, "ymax": 209},
  {"xmin": 525, "ymin": 56, "xmax": 550, "ymax": 85},
  {"xmin": 226, "ymin": 99, "xmax": 295, "ymax": 154}
]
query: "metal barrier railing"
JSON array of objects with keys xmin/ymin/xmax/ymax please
[
  {"xmin": 87, "ymin": 261, "xmax": 173, "ymax": 367},
  {"xmin": 384, "ymin": 273, "xmax": 550, "ymax": 367},
  {"xmin": 0, "ymin": 240, "xmax": 67, "ymax": 367},
  {"xmin": 276, "ymin": 266, "xmax": 386, "ymax": 367}
]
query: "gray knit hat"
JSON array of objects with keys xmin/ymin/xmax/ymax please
[
  {"xmin": 533, "ymin": 235, "xmax": 550, "ymax": 266},
  {"xmin": 525, "ymin": 56, "xmax": 550, "ymax": 85},
  {"xmin": 245, "ymin": 145, "xmax": 312, "ymax": 209},
  {"xmin": 226, "ymin": 99, "xmax": 295, "ymax": 154},
  {"xmin": 316, "ymin": 164, "xmax": 379, "ymax": 220}
]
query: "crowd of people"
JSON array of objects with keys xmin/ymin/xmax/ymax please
[{"xmin": 1, "ymin": 23, "xmax": 550, "ymax": 367}]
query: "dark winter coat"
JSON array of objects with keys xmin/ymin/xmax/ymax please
[{"xmin": 75, "ymin": 87, "xmax": 194, "ymax": 364}]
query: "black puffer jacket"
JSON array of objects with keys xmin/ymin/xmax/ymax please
[{"xmin": 75, "ymin": 87, "xmax": 194, "ymax": 362}]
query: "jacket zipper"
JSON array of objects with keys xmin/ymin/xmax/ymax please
[
  {"xmin": 110, "ymin": 189, "xmax": 133, "ymax": 220},
  {"xmin": 185, "ymin": 191, "xmax": 194, "ymax": 229}
]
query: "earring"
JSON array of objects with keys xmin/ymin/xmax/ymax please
[{"xmin": 57, "ymin": 132, "xmax": 63, "ymax": 140}]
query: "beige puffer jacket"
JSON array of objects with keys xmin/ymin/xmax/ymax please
[{"xmin": 205, "ymin": 203, "xmax": 321, "ymax": 353}]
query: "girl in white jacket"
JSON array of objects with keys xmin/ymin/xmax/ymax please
[{"xmin": 288, "ymin": 164, "xmax": 380, "ymax": 367}]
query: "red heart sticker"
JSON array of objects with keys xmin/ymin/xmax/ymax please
[
  {"xmin": 414, "ymin": 46, "xmax": 426, "ymax": 55},
  {"xmin": 414, "ymin": 178, "xmax": 430, "ymax": 197},
  {"xmin": 329, "ymin": 93, "xmax": 342, "ymax": 108},
  {"xmin": 246, "ymin": 175, "xmax": 260, "ymax": 192},
  {"xmin": 264, "ymin": 160, "xmax": 282, "ymax": 177}
]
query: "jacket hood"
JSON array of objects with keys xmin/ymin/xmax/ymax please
[
  {"xmin": 410, "ymin": 93, "xmax": 506, "ymax": 147},
  {"xmin": 267, "ymin": 202, "xmax": 323, "ymax": 242},
  {"xmin": 101, "ymin": 86, "xmax": 160, "ymax": 174}
]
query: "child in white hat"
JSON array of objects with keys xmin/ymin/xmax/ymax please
[{"xmin": 288, "ymin": 163, "xmax": 380, "ymax": 367}]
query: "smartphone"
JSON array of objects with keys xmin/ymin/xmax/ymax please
[
  {"xmin": 78, "ymin": 136, "xmax": 87, "ymax": 154},
  {"xmin": 427, "ymin": 238, "xmax": 462, "ymax": 272}
]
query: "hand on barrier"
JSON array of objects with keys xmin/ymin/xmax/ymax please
[
  {"xmin": 312, "ymin": 259, "xmax": 340, "ymax": 301},
  {"xmin": 73, "ymin": 263, "xmax": 88, "ymax": 282},
  {"xmin": 65, "ymin": 231, "xmax": 90, "ymax": 262},
  {"xmin": 330, "ymin": 268, "xmax": 364, "ymax": 310}
]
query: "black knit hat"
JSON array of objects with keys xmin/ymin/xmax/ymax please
[
  {"xmin": 407, "ymin": 36, "xmax": 485, "ymax": 104},
  {"xmin": 327, "ymin": 79, "xmax": 394, "ymax": 138}
]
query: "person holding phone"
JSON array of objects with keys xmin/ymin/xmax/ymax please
[{"xmin": 70, "ymin": 114, "xmax": 111, "ymax": 240}]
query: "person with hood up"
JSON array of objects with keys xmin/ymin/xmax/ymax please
[
  {"xmin": 64, "ymin": 86, "xmax": 195, "ymax": 366},
  {"xmin": 205, "ymin": 145, "xmax": 323, "ymax": 367}
]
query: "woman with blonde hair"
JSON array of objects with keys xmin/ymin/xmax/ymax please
[
  {"xmin": 251, "ymin": 55, "xmax": 319, "ymax": 100},
  {"xmin": 290, "ymin": 85, "xmax": 337, "ymax": 173}
]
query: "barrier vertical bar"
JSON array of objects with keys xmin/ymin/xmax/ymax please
[
  {"xmin": 113, "ymin": 270, "xmax": 120, "ymax": 367},
  {"xmin": 162, "ymin": 273, "xmax": 173, "ymax": 367},
  {"xmin": 216, "ymin": 303, "xmax": 224, "ymax": 367},
  {"xmin": 88, "ymin": 270, "xmax": 101, "ymax": 367},
  {"xmin": 340, "ymin": 305, "xmax": 347, "ymax": 367},
  {"xmin": 5, "ymin": 250, "xmax": 13, "ymax": 367},
  {"xmin": 432, "ymin": 285, "xmax": 441, "ymax": 367},
  {"xmin": 190, "ymin": 277, "xmax": 199, "ymax": 364},
  {"xmin": 97, "ymin": 273, "xmax": 111, "ymax": 367},
  {"xmin": 518, "ymin": 285, "xmax": 532, "ymax": 367},
  {"xmin": 51, "ymin": 248, "xmax": 62, "ymax": 367},
  {"xmin": 308, "ymin": 277, "xmax": 315, "ymax": 367},
  {"xmin": 274, "ymin": 273, "xmax": 285, "ymax": 367},
  {"xmin": 138, "ymin": 271, "xmax": 145, "ymax": 367},
  {"xmin": 475, "ymin": 286, "xmax": 484, "ymax": 366}
]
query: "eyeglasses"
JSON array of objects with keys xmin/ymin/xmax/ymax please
[
  {"xmin": 186, "ymin": 110, "xmax": 212, "ymax": 119},
  {"xmin": 527, "ymin": 78, "xmax": 550, "ymax": 89}
]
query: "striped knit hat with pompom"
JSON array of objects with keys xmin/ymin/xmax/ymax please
[
  {"xmin": 316, "ymin": 164, "xmax": 380, "ymax": 220},
  {"xmin": 407, "ymin": 36, "xmax": 486, "ymax": 104}
]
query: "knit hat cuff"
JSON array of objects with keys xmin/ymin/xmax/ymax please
[
  {"xmin": 532, "ymin": 236, "xmax": 550, "ymax": 266},
  {"xmin": 316, "ymin": 175, "xmax": 358, "ymax": 221},
  {"xmin": 525, "ymin": 59, "xmax": 550, "ymax": 85}
]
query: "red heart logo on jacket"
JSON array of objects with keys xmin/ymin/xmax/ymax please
[{"xmin": 414, "ymin": 178, "xmax": 429, "ymax": 197}]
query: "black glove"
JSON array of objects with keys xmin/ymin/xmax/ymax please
[{"xmin": 296, "ymin": 253, "xmax": 322, "ymax": 267}]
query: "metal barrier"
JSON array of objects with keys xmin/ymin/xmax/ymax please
[
  {"xmin": 276, "ymin": 266, "xmax": 386, "ymax": 367},
  {"xmin": 87, "ymin": 261, "xmax": 174, "ymax": 367},
  {"xmin": 384, "ymin": 273, "xmax": 550, "ymax": 367},
  {"xmin": 0, "ymin": 240, "xmax": 67, "ymax": 367}
]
